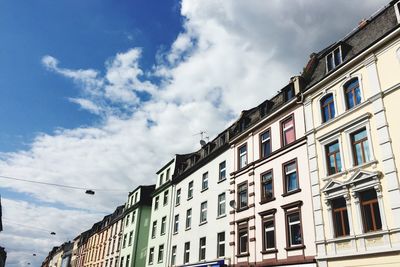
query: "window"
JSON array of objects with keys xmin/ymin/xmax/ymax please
[
  {"xmin": 174, "ymin": 214, "xmax": 179, "ymax": 233},
  {"xmin": 263, "ymin": 216, "xmax": 275, "ymax": 250},
  {"xmin": 344, "ymin": 78, "xmax": 361, "ymax": 110},
  {"xmin": 199, "ymin": 237, "xmax": 206, "ymax": 261},
  {"xmin": 396, "ymin": 2, "xmax": 400, "ymax": 23},
  {"xmin": 237, "ymin": 182, "xmax": 248, "ymax": 209},
  {"xmin": 184, "ymin": 242, "xmax": 190, "ymax": 264},
  {"xmin": 283, "ymin": 160, "xmax": 298, "ymax": 194},
  {"xmin": 286, "ymin": 211, "xmax": 302, "ymax": 247},
  {"xmin": 126, "ymin": 214, "xmax": 130, "ymax": 226},
  {"xmin": 126, "ymin": 255, "xmax": 130, "ymax": 267},
  {"xmin": 217, "ymin": 232, "xmax": 225, "ymax": 257},
  {"xmin": 281, "ymin": 115, "xmax": 295, "ymax": 146},
  {"xmin": 360, "ymin": 189, "xmax": 382, "ymax": 232},
  {"xmin": 163, "ymin": 190, "xmax": 169, "ymax": 206},
  {"xmin": 176, "ymin": 189, "xmax": 181, "ymax": 206},
  {"xmin": 218, "ymin": 193, "xmax": 226, "ymax": 216},
  {"xmin": 237, "ymin": 222, "xmax": 248, "ymax": 255},
  {"xmin": 321, "ymin": 94, "xmax": 335, "ymax": 123},
  {"xmin": 158, "ymin": 244, "xmax": 164, "ymax": 263},
  {"xmin": 171, "ymin": 246, "xmax": 177, "ymax": 266},
  {"xmin": 166, "ymin": 168, "xmax": 170, "ymax": 180},
  {"xmin": 238, "ymin": 144, "xmax": 247, "ymax": 169},
  {"xmin": 123, "ymin": 234, "xmax": 127, "ymax": 248},
  {"xmin": 351, "ymin": 128, "xmax": 371, "ymax": 166},
  {"xmin": 134, "ymin": 192, "xmax": 138, "ymax": 203},
  {"xmin": 326, "ymin": 141, "xmax": 342, "ymax": 175},
  {"xmin": 188, "ymin": 181, "xmax": 193, "ymax": 199},
  {"xmin": 161, "ymin": 216, "xmax": 166, "ymax": 235},
  {"xmin": 219, "ymin": 161, "xmax": 226, "ymax": 181},
  {"xmin": 154, "ymin": 196, "xmax": 159, "ymax": 210},
  {"xmin": 202, "ymin": 172, "xmax": 208, "ymax": 191},
  {"xmin": 151, "ymin": 221, "xmax": 157, "ymax": 239},
  {"xmin": 186, "ymin": 209, "xmax": 192, "ymax": 229},
  {"xmin": 260, "ymin": 130, "xmax": 271, "ymax": 158},
  {"xmin": 160, "ymin": 173, "xmax": 164, "ymax": 185},
  {"xmin": 261, "ymin": 171, "xmax": 273, "ymax": 202},
  {"xmin": 148, "ymin": 248, "xmax": 154, "ymax": 265},
  {"xmin": 332, "ymin": 198, "xmax": 350, "ymax": 237},
  {"xmin": 128, "ymin": 231, "xmax": 133, "ymax": 246},
  {"xmin": 285, "ymin": 86, "xmax": 295, "ymax": 101},
  {"xmin": 120, "ymin": 257, "xmax": 124, "ymax": 267},
  {"xmin": 326, "ymin": 47, "xmax": 342, "ymax": 72},
  {"xmin": 200, "ymin": 201, "xmax": 207, "ymax": 223},
  {"xmin": 131, "ymin": 211, "xmax": 136, "ymax": 224}
]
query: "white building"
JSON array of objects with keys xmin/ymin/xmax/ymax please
[
  {"xmin": 146, "ymin": 159, "xmax": 176, "ymax": 267},
  {"xmin": 169, "ymin": 131, "xmax": 231, "ymax": 267}
]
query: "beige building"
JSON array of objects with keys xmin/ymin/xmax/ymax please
[
  {"xmin": 228, "ymin": 77, "xmax": 317, "ymax": 266},
  {"xmin": 302, "ymin": 1, "xmax": 400, "ymax": 266}
]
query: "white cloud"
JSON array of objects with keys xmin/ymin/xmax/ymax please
[{"xmin": 1, "ymin": 0, "xmax": 389, "ymax": 265}]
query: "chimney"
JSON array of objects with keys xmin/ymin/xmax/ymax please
[{"xmin": 358, "ymin": 18, "xmax": 368, "ymax": 29}]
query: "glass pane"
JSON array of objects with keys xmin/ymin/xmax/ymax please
[
  {"xmin": 285, "ymin": 162, "xmax": 296, "ymax": 173},
  {"xmin": 355, "ymin": 87, "xmax": 361, "ymax": 105},
  {"xmin": 373, "ymin": 202, "xmax": 382, "ymax": 230},
  {"xmin": 327, "ymin": 54, "xmax": 333, "ymax": 71},
  {"xmin": 343, "ymin": 210, "xmax": 350, "ymax": 235},
  {"xmin": 266, "ymin": 231, "xmax": 275, "ymax": 249},
  {"xmin": 239, "ymin": 233, "xmax": 248, "ymax": 253},
  {"xmin": 353, "ymin": 129, "xmax": 367, "ymax": 141},
  {"xmin": 335, "ymin": 153, "xmax": 342, "ymax": 172},
  {"xmin": 362, "ymin": 204, "xmax": 373, "ymax": 231},
  {"xmin": 290, "ymin": 224, "xmax": 302, "ymax": 245},
  {"xmin": 363, "ymin": 140, "xmax": 370, "ymax": 162},
  {"xmin": 347, "ymin": 90, "xmax": 355, "ymax": 109},
  {"xmin": 355, "ymin": 143, "xmax": 363, "ymax": 165},
  {"xmin": 329, "ymin": 101, "xmax": 335, "ymax": 118},
  {"xmin": 287, "ymin": 173, "xmax": 298, "ymax": 191},
  {"xmin": 334, "ymin": 48, "xmax": 341, "ymax": 65},
  {"xmin": 334, "ymin": 211, "xmax": 343, "ymax": 237},
  {"xmin": 289, "ymin": 213, "xmax": 300, "ymax": 223}
]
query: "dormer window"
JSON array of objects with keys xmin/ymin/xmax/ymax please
[
  {"xmin": 326, "ymin": 47, "xmax": 342, "ymax": 72},
  {"xmin": 284, "ymin": 86, "xmax": 295, "ymax": 101},
  {"xmin": 395, "ymin": 1, "xmax": 400, "ymax": 23}
]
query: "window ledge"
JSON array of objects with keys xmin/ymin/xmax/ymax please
[
  {"xmin": 217, "ymin": 178, "xmax": 227, "ymax": 184},
  {"xmin": 236, "ymin": 253, "xmax": 250, "ymax": 258},
  {"xmin": 185, "ymin": 227, "xmax": 191, "ymax": 231},
  {"xmin": 285, "ymin": 245, "xmax": 305, "ymax": 251},
  {"xmin": 217, "ymin": 214, "xmax": 227, "ymax": 220},
  {"xmin": 201, "ymin": 187, "xmax": 209, "ymax": 193},
  {"xmin": 281, "ymin": 188, "xmax": 301, "ymax": 197},
  {"xmin": 187, "ymin": 196, "xmax": 193, "ymax": 201},
  {"xmin": 259, "ymin": 197, "xmax": 276, "ymax": 205},
  {"xmin": 236, "ymin": 206, "xmax": 249, "ymax": 213},
  {"xmin": 260, "ymin": 249, "xmax": 278, "ymax": 254},
  {"xmin": 199, "ymin": 221, "xmax": 208, "ymax": 226},
  {"xmin": 173, "ymin": 232, "xmax": 178, "ymax": 235},
  {"xmin": 175, "ymin": 203, "xmax": 180, "ymax": 207}
]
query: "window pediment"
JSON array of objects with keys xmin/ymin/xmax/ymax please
[
  {"xmin": 345, "ymin": 170, "xmax": 380, "ymax": 189},
  {"xmin": 322, "ymin": 179, "xmax": 344, "ymax": 194}
]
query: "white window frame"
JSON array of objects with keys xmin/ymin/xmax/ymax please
[
  {"xmin": 163, "ymin": 190, "xmax": 169, "ymax": 206},
  {"xmin": 340, "ymin": 74, "xmax": 364, "ymax": 112},
  {"xmin": 202, "ymin": 172, "xmax": 208, "ymax": 190},
  {"xmin": 188, "ymin": 181, "xmax": 193, "ymax": 199},
  {"xmin": 325, "ymin": 46, "xmax": 343, "ymax": 72},
  {"xmin": 217, "ymin": 232, "xmax": 225, "ymax": 258},
  {"xmin": 161, "ymin": 216, "xmax": 166, "ymax": 235},
  {"xmin": 317, "ymin": 90, "xmax": 339, "ymax": 125},
  {"xmin": 158, "ymin": 244, "xmax": 164, "ymax": 263},
  {"xmin": 287, "ymin": 212, "xmax": 302, "ymax": 247},
  {"xmin": 260, "ymin": 129, "xmax": 271, "ymax": 158},
  {"xmin": 395, "ymin": 1, "xmax": 400, "ymax": 23},
  {"xmin": 217, "ymin": 192, "xmax": 226, "ymax": 217},
  {"xmin": 219, "ymin": 161, "xmax": 226, "ymax": 181},
  {"xmin": 154, "ymin": 196, "xmax": 159, "ymax": 210},
  {"xmin": 263, "ymin": 215, "xmax": 275, "ymax": 250},
  {"xmin": 151, "ymin": 221, "xmax": 157, "ymax": 239},
  {"xmin": 238, "ymin": 144, "xmax": 247, "ymax": 169},
  {"xmin": 200, "ymin": 201, "xmax": 207, "ymax": 223},
  {"xmin": 284, "ymin": 161, "xmax": 298, "ymax": 193},
  {"xmin": 320, "ymin": 133, "xmax": 346, "ymax": 179},
  {"xmin": 174, "ymin": 214, "xmax": 179, "ymax": 233},
  {"xmin": 171, "ymin": 245, "xmax": 177, "ymax": 266},
  {"xmin": 199, "ymin": 237, "xmax": 206, "ymax": 261},
  {"xmin": 176, "ymin": 188, "xmax": 181, "ymax": 206},
  {"xmin": 184, "ymin": 242, "xmax": 190, "ymax": 264},
  {"xmin": 344, "ymin": 120, "xmax": 375, "ymax": 168},
  {"xmin": 186, "ymin": 208, "xmax": 192, "ymax": 229}
]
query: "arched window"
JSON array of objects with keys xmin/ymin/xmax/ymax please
[
  {"xmin": 344, "ymin": 78, "xmax": 361, "ymax": 110},
  {"xmin": 320, "ymin": 93, "xmax": 335, "ymax": 123}
]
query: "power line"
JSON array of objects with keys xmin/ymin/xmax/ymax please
[{"xmin": 0, "ymin": 175, "xmax": 127, "ymax": 192}]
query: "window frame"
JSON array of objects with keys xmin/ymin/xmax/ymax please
[
  {"xmin": 186, "ymin": 208, "xmax": 192, "ymax": 229},
  {"xmin": 259, "ymin": 128, "xmax": 272, "ymax": 159},
  {"xmin": 173, "ymin": 214, "xmax": 179, "ymax": 234},
  {"xmin": 160, "ymin": 216, "xmax": 166, "ymax": 235},
  {"xmin": 171, "ymin": 245, "xmax": 177, "ymax": 266},
  {"xmin": 217, "ymin": 192, "xmax": 226, "ymax": 217},
  {"xmin": 360, "ymin": 189, "xmax": 382, "ymax": 233},
  {"xmin": 262, "ymin": 214, "xmax": 276, "ymax": 251},
  {"xmin": 163, "ymin": 190, "xmax": 169, "ymax": 206},
  {"xmin": 200, "ymin": 201, "xmax": 208, "ymax": 224},
  {"xmin": 343, "ymin": 77, "xmax": 362, "ymax": 110},
  {"xmin": 175, "ymin": 188, "xmax": 181, "ymax": 206},
  {"xmin": 325, "ymin": 46, "xmax": 343, "ymax": 72},
  {"xmin": 188, "ymin": 181, "xmax": 194, "ymax": 199},
  {"xmin": 238, "ymin": 143, "xmax": 248, "ymax": 170},
  {"xmin": 202, "ymin": 172, "xmax": 209, "ymax": 191},
  {"xmin": 158, "ymin": 244, "xmax": 164, "ymax": 263},
  {"xmin": 237, "ymin": 221, "xmax": 249, "ymax": 255},
  {"xmin": 217, "ymin": 232, "xmax": 225, "ymax": 258},
  {"xmin": 350, "ymin": 127, "xmax": 371, "ymax": 166},
  {"xmin": 260, "ymin": 170, "xmax": 274, "ymax": 203},
  {"xmin": 282, "ymin": 159, "xmax": 299, "ymax": 195},
  {"xmin": 219, "ymin": 161, "xmax": 226, "ymax": 181},
  {"xmin": 237, "ymin": 181, "xmax": 248, "ymax": 210},
  {"xmin": 154, "ymin": 196, "xmax": 159, "ymax": 210},
  {"xmin": 199, "ymin": 237, "xmax": 206, "ymax": 261},
  {"xmin": 325, "ymin": 140, "xmax": 342, "ymax": 175},
  {"xmin": 320, "ymin": 93, "xmax": 336, "ymax": 123},
  {"xmin": 283, "ymin": 204, "xmax": 304, "ymax": 249},
  {"xmin": 151, "ymin": 221, "xmax": 157, "ymax": 239},
  {"xmin": 331, "ymin": 197, "xmax": 350, "ymax": 237},
  {"xmin": 184, "ymin": 242, "xmax": 190, "ymax": 264},
  {"xmin": 280, "ymin": 114, "xmax": 296, "ymax": 147}
]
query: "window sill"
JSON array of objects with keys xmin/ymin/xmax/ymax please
[
  {"xmin": 217, "ymin": 178, "xmax": 227, "ymax": 184},
  {"xmin": 281, "ymin": 188, "xmax": 301, "ymax": 197},
  {"xmin": 173, "ymin": 232, "xmax": 178, "ymax": 235},
  {"xmin": 175, "ymin": 203, "xmax": 180, "ymax": 207},
  {"xmin": 259, "ymin": 197, "xmax": 276, "ymax": 205},
  {"xmin": 236, "ymin": 253, "xmax": 250, "ymax": 258},
  {"xmin": 260, "ymin": 249, "xmax": 278, "ymax": 254},
  {"xmin": 199, "ymin": 221, "xmax": 208, "ymax": 226},
  {"xmin": 187, "ymin": 196, "xmax": 193, "ymax": 201},
  {"xmin": 185, "ymin": 227, "xmax": 191, "ymax": 231},
  {"xmin": 160, "ymin": 233, "xmax": 165, "ymax": 236},
  {"xmin": 216, "ymin": 214, "xmax": 227, "ymax": 220},
  {"xmin": 236, "ymin": 206, "xmax": 249, "ymax": 213},
  {"xmin": 201, "ymin": 187, "xmax": 209, "ymax": 193},
  {"xmin": 285, "ymin": 244, "xmax": 305, "ymax": 251},
  {"xmin": 321, "ymin": 171, "xmax": 346, "ymax": 182}
]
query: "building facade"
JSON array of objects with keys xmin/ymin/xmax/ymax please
[
  {"xmin": 103, "ymin": 205, "xmax": 124, "ymax": 267},
  {"xmin": 302, "ymin": 1, "xmax": 400, "ymax": 266},
  {"xmin": 146, "ymin": 159, "xmax": 175, "ymax": 267},
  {"xmin": 169, "ymin": 130, "xmax": 231, "ymax": 267},
  {"xmin": 120, "ymin": 185, "xmax": 155, "ymax": 267}
]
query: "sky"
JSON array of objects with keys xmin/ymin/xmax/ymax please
[{"xmin": 0, "ymin": 0, "xmax": 390, "ymax": 266}]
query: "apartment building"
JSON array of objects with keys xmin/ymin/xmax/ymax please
[
  {"xmin": 119, "ymin": 185, "xmax": 155, "ymax": 267},
  {"xmin": 146, "ymin": 159, "xmax": 175, "ymax": 267},
  {"xmin": 302, "ymin": 1, "xmax": 400, "ymax": 266},
  {"xmin": 169, "ymin": 130, "xmax": 231, "ymax": 267},
  {"xmin": 103, "ymin": 205, "xmax": 124, "ymax": 267},
  {"xmin": 228, "ymin": 78, "xmax": 316, "ymax": 266}
]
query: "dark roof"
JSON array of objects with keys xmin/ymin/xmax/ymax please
[{"xmin": 303, "ymin": 1, "xmax": 400, "ymax": 90}]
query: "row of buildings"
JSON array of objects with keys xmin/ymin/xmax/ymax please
[{"xmin": 43, "ymin": 1, "xmax": 400, "ymax": 266}]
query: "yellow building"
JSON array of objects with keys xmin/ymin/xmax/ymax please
[{"xmin": 302, "ymin": 1, "xmax": 400, "ymax": 266}]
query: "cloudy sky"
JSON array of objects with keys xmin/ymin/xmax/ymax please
[{"xmin": 0, "ymin": 0, "xmax": 389, "ymax": 265}]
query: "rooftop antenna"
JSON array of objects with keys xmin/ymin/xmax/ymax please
[{"xmin": 193, "ymin": 131, "xmax": 209, "ymax": 147}]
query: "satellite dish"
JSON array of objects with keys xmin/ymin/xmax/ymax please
[
  {"xmin": 229, "ymin": 200, "xmax": 236, "ymax": 209},
  {"xmin": 200, "ymin": 140, "xmax": 207, "ymax": 146}
]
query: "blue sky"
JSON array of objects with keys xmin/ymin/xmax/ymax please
[
  {"xmin": 0, "ymin": 0, "xmax": 182, "ymax": 152},
  {"xmin": 0, "ymin": 0, "xmax": 389, "ymax": 266}
]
